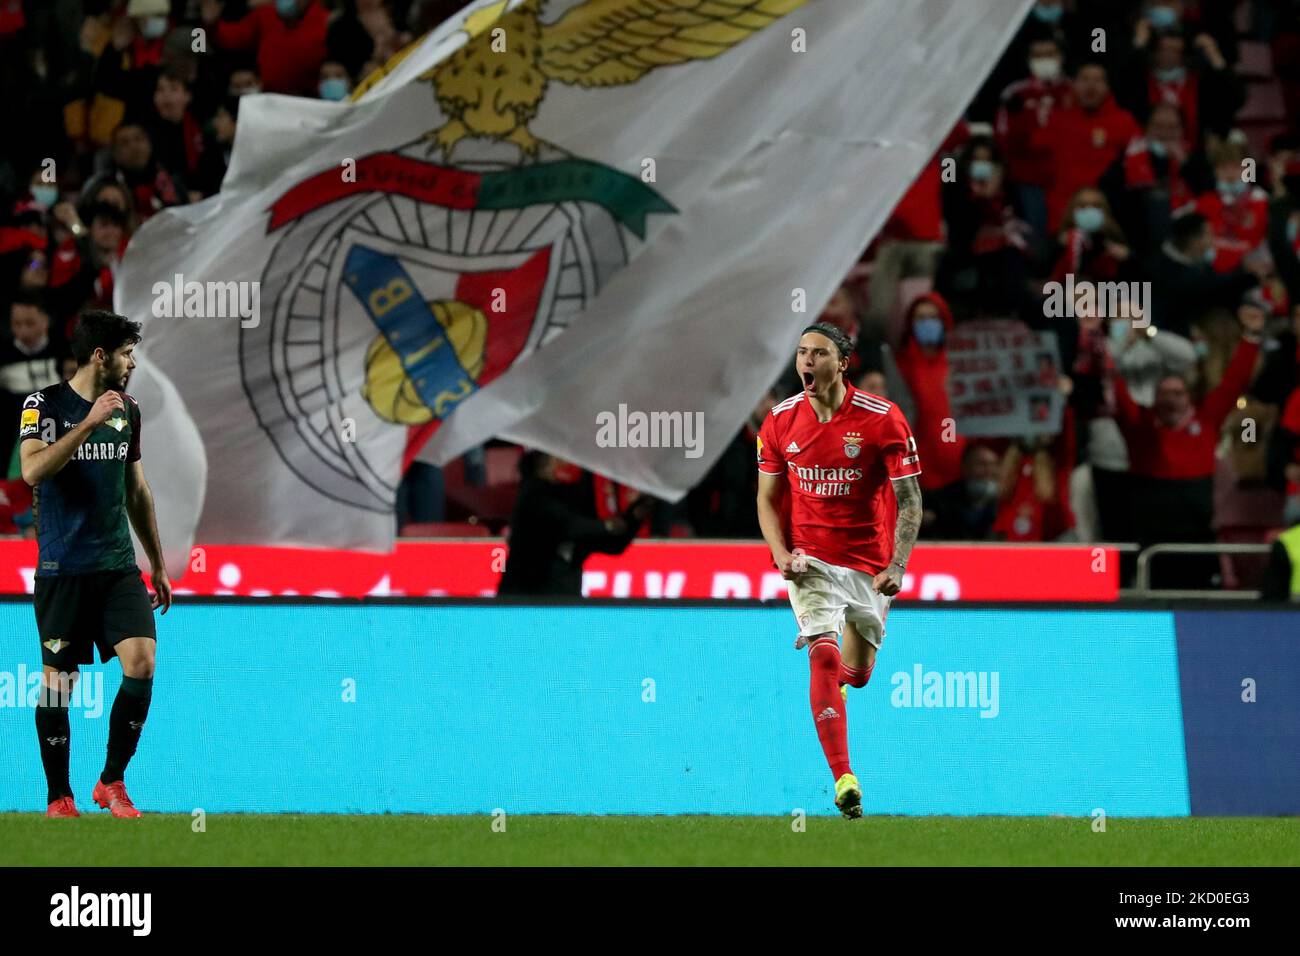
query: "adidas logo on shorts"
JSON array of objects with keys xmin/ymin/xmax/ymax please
[{"xmin": 816, "ymin": 707, "xmax": 840, "ymax": 722}]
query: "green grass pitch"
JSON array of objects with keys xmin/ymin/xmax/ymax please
[{"xmin": 2, "ymin": 814, "xmax": 1297, "ymax": 866}]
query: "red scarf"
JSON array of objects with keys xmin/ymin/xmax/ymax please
[
  {"xmin": 49, "ymin": 236, "xmax": 81, "ymax": 288},
  {"xmin": 0, "ymin": 226, "xmax": 43, "ymax": 255},
  {"xmin": 1123, "ymin": 139, "xmax": 1192, "ymax": 208},
  {"xmin": 130, "ymin": 35, "xmax": 165, "ymax": 68}
]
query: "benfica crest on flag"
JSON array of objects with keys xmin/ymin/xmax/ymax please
[{"xmin": 244, "ymin": 136, "xmax": 673, "ymax": 511}]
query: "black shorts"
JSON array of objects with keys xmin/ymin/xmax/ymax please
[{"xmin": 34, "ymin": 569, "xmax": 156, "ymax": 669}]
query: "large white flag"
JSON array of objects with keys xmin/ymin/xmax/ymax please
[{"xmin": 117, "ymin": 0, "xmax": 1033, "ymax": 552}]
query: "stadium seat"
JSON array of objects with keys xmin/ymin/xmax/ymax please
[
  {"xmin": 1241, "ymin": 122, "xmax": 1288, "ymax": 162},
  {"xmin": 484, "ymin": 445, "xmax": 523, "ymax": 485},
  {"xmin": 399, "ymin": 521, "xmax": 491, "ymax": 538},
  {"xmin": 438, "ymin": 449, "xmax": 518, "ymax": 531},
  {"xmin": 1235, "ymin": 41, "xmax": 1274, "ymax": 80},
  {"xmin": 443, "ymin": 483, "xmax": 518, "ymax": 529},
  {"xmin": 1238, "ymin": 80, "xmax": 1286, "ymax": 122},
  {"xmin": 1235, "ymin": 0, "xmax": 1254, "ymax": 35}
]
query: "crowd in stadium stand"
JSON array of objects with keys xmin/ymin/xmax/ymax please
[
  {"xmin": 2, "ymin": 1, "xmax": 1300, "ymax": 591},
  {"xmin": 0, "ymin": 0, "xmax": 466, "ymax": 532}
]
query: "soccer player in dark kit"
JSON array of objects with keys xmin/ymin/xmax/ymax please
[{"xmin": 19, "ymin": 310, "xmax": 171, "ymax": 818}]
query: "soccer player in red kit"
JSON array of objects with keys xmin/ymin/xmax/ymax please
[{"xmin": 756, "ymin": 323, "xmax": 923, "ymax": 818}]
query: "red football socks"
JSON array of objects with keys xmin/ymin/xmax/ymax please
[{"xmin": 808, "ymin": 636, "xmax": 851, "ymax": 780}]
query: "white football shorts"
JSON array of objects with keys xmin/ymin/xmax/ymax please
[{"xmin": 787, "ymin": 555, "xmax": 891, "ymax": 648}]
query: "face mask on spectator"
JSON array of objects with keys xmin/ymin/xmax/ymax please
[
  {"xmin": 1146, "ymin": 5, "xmax": 1181, "ymax": 29},
  {"xmin": 30, "ymin": 185, "xmax": 58, "ymax": 209},
  {"xmin": 1149, "ymin": 139, "xmax": 1168, "ymax": 158},
  {"xmin": 1029, "ymin": 56, "xmax": 1061, "ymax": 81},
  {"xmin": 969, "ymin": 159, "xmax": 995, "ymax": 182},
  {"xmin": 1073, "ymin": 205, "xmax": 1105, "ymax": 233},
  {"xmin": 1108, "ymin": 319, "xmax": 1130, "ymax": 346},
  {"xmin": 1153, "ymin": 66, "xmax": 1186, "ymax": 84},
  {"xmin": 319, "ymin": 77, "xmax": 349, "ymax": 101},
  {"xmin": 276, "ymin": 0, "xmax": 299, "ymax": 19},
  {"xmin": 912, "ymin": 316, "xmax": 945, "ymax": 347},
  {"xmin": 1288, "ymin": 216, "xmax": 1298, "ymax": 246},
  {"xmin": 1031, "ymin": 3, "xmax": 1063, "ymax": 23},
  {"xmin": 1203, "ymin": 244, "xmax": 1217, "ymax": 265},
  {"xmin": 1193, "ymin": 339, "xmax": 1209, "ymax": 359},
  {"xmin": 1217, "ymin": 178, "xmax": 1247, "ymax": 200},
  {"xmin": 139, "ymin": 16, "xmax": 168, "ymax": 39},
  {"xmin": 966, "ymin": 479, "xmax": 1000, "ymax": 503}
]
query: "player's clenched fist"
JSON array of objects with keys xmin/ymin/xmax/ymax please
[
  {"xmin": 774, "ymin": 549, "xmax": 804, "ymax": 580},
  {"xmin": 871, "ymin": 566, "xmax": 904, "ymax": 597},
  {"xmin": 85, "ymin": 390, "xmax": 125, "ymax": 428}
]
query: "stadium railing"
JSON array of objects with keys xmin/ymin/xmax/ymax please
[{"xmin": 1129, "ymin": 543, "xmax": 1276, "ymax": 600}]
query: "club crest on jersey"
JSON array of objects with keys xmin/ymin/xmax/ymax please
[
  {"xmin": 43, "ymin": 639, "xmax": 69, "ymax": 654},
  {"xmin": 843, "ymin": 432, "xmax": 863, "ymax": 459}
]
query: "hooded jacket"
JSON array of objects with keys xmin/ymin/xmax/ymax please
[{"xmin": 893, "ymin": 292, "xmax": 965, "ymax": 491}]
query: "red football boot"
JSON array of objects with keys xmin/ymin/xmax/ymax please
[
  {"xmin": 46, "ymin": 796, "xmax": 80, "ymax": 818},
  {"xmin": 92, "ymin": 780, "xmax": 142, "ymax": 818}
]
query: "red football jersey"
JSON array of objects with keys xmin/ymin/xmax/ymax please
[{"xmin": 757, "ymin": 383, "xmax": 921, "ymax": 575}]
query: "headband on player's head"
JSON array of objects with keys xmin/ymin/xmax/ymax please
[{"xmin": 800, "ymin": 322, "xmax": 853, "ymax": 366}]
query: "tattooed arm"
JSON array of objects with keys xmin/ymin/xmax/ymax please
[{"xmin": 872, "ymin": 475, "xmax": 922, "ymax": 596}]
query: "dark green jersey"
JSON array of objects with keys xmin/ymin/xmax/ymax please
[{"xmin": 19, "ymin": 382, "xmax": 141, "ymax": 577}]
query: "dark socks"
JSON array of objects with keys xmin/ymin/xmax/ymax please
[
  {"xmin": 101, "ymin": 676, "xmax": 152, "ymax": 785},
  {"xmin": 35, "ymin": 687, "xmax": 72, "ymax": 805}
]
